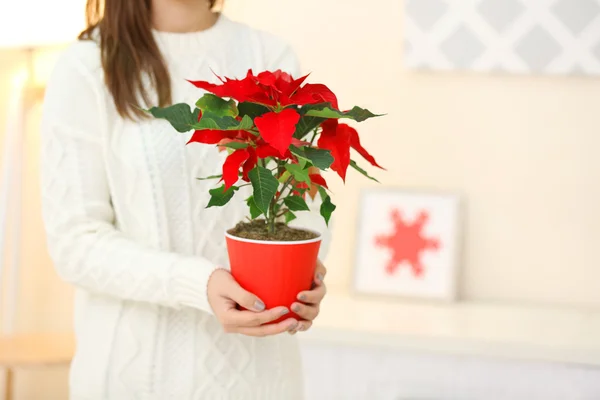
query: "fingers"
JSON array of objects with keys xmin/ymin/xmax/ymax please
[
  {"xmin": 236, "ymin": 318, "xmax": 299, "ymax": 337},
  {"xmin": 289, "ymin": 320, "xmax": 312, "ymax": 335},
  {"xmin": 223, "ymin": 306, "xmax": 290, "ymax": 330},
  {"xmin": 314, "ymin": 260, "xmax": 327, "ymax": 285},
  {"xmin": 291, "ymin": 302, "xmax": 319, "ymax": 321},
  {"xmin": 297, "ymin": 283, "xmax": 326, "ymax": 305},
  {"xmin": 226, "ymin": 279, "xmax": 266, "ymax": 312},
  {"xmin": 287, "ymin": 261, "xmax": 328, "ymax": 332}
]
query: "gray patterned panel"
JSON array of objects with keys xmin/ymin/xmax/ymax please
[
  {"xmin": 404, "ymin": 0, "xmax": 600, "ymax": 75},
  {"xmin": 440, "ymin": 26, "xmax": 486, "ymax": 69},
  {"xmin": 552, "ymin": 0, "xmax": 600, "ymax": 35},
  {"xmin": 477, "ymin": 0, "xmax": 525, "ymax": 33},
  {"xmin": 515, "ymin": 26, "xmax": 563, "ymax": 71},
  {"xmin": 405, "ymin": 0, "xmax": 448, "ymax": 30}
]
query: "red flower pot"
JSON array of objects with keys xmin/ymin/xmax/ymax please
[{"xmin": 225, "ymin": 231, "xmax": 322, "ymax": 323}]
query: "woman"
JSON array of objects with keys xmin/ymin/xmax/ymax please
[{"xmin": 40, "ymin": 0, "xmax": 329, "ymax": 398}]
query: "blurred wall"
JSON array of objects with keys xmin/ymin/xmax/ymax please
[
  {"xmin": 225, "ymin": 0, "xmax": 600, "ymax": 307},
  {"xmin": 0, "ymin": 48, "xmax": 72, "ymax": 399},
  {"xmin": 0, "ymin": 47, "xmax": 74, "ymax": 334}
]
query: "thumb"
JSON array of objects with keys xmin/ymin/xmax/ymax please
[{"xmin": 227, "ymin": 280, "xmax": 266, "ymax": 312}]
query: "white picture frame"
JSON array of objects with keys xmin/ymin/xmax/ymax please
[{"xmin": 353, "ymin": 188, "xmax": 462, "ymax": 301}]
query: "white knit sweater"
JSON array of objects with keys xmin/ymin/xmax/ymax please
[{"xmin": 41, "ymin": 15, "xmax": 329, "ymax": 400}]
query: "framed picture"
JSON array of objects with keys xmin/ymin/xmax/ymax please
[{"xmin": 353, "ymin": 189, "xmax": 462, "ymax": 301}]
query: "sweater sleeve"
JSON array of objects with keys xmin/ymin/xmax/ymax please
[
  {"xmin": 262, "ymin": 37, "xmax": 333, "ymax": 260},
  {"xmin": 40, "ymin": 45, "xmax": 216, "ymax": 313}
]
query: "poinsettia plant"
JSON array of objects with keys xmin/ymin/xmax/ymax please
[{"xmin": 148, "ymin": 69, "xmax": 383, "ymax": 235}]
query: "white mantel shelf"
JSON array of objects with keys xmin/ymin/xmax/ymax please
[{"xmin": 299, "ymin": 294, "xmax": 600, "ymax": 367}]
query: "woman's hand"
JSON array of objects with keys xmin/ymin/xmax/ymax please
[
  {"xmin": 289, "ymin": 261, "xmax": 327, "ymax": 334},
  {"xmin": 207, "ymin": 269, "xmax": 299, "ymax": 336}
]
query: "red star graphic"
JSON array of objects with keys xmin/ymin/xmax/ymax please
[{"xmin": 375, "ymin": 209, "xmax": 440, "ymax": 277}]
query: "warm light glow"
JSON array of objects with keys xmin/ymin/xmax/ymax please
[
  {"xmin": 11, "ymin": 70, "xmax": 29, "ymax": 93},
  {"xmin": 0, "ymin": 0, "xmax": 87, "ymax": 48}
]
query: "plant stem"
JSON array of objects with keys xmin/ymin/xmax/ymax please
[
  {"xmin": 267, "ymin": 197, "xmax": 277, "ymax": 235},
  {"xmin": 309, "ymin": 127, "xmax": 319, "ymax": 145},
  {"xmin": 266, "ymin": 173, "xmax": 295, "ymax": 235},
  {"xmin": 275, "ymin": 176, "xmax": 294, "ymax": 204},
  {"xmin": 276, "ymin": 208, "xmax": 290, "ymax": 218}
]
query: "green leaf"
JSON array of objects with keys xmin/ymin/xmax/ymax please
[
  {"xmin": 192, "ymin": 113, "xmax": 253, "ymax": 131},
  {"xmin": 320, "ymin": 193, "xmax": 336, "ymax": 226},
  {"xmin": 350, "ymin": 160, "xmax": 379, "ymax": 183},
  {"xmin": 248, "ymin": 166, "xmax": 279, "ymax": 214},
  {"xmin": 285, "ymin": 210, "xmax": 297, "ymax": 223},
  {"xmin": 237, "ymin": 115, "xmax": 254, "ymax": 130},
  {"xmin": 293, "ymin": 115, "xmax": 325, "ymax": 139},
  {"xmin": 284, "ymin": 195, "xmax": 310, "ymax": 212},
  {"xmin": 238, "ymin": 102, "xmax": 270, "ymax": 119},
  {"xmin": 246, "ymin": 196, "xmax": 263, "ymax": 219},
  {"xmin": 207, "ymin": 185, "xmax": 238, "ymax": 208},
  {"xmin": 192, "ymin": 112, "xmax": 237, "ymax": 130},
  {"xmin": 278, "ymin": 171, "xmax": 292, "ymax": 183},
  {"xmin": 195, "ymin": 93, "xmax": 238, "ymax": 117},
  {"xmin": 192, "ymin": 109, "xmax": 201, "ymax": 124},
  {"xmin": 220, "ymin": 141, "xmax": 249, "ymax": 150},
  {"xmin": 317, "ymin": 185, "xmax": 328, "ymax": 200},
  {"xmin": 147, "ymin": 103, "xmax": 198, "ymax": 133},
  {"xmin": 196, "ymin": 174, "xmax": 222, "ymax": 181},
  {"xmin": 290, "ymin": 146, "xmax": 333, "ymax": 170},
  {"xmin": 303, "ymin": 103, "xmax": 382, "ymax": 122},
  {"xmin": 297, "ymin": 157, "xmax": 307, "ymax": 169},
  {"xmin": 304, "ymin": 148, "xmax": 333, "ymax": 170},
  {"xmin": 285, "ymin": 164, "xmax": 311, "ymax": 183},
  {"xmin": 294, "ymin": 187, "xmax": 308, "ymax": 195}
]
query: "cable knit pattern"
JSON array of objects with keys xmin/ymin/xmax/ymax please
[{"xmin": 40, "ymin": 15, "xmax": 329, "ymax": 400}]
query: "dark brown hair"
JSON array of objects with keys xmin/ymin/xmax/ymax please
[{"xmin": 80, "ymin": 0, "xmax": 218, "ymax": 119}]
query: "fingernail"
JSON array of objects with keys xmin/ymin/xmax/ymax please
[
  {"xmin": 254, "ymin": 300, "xmax": 265, "ymax": 311},
  {"xmin": 288, "ymin": 322, "xmax": 299, "ymax": 332},
  {"xmin": 292, "ymin": 303, "xmax": 301, "ymax": 313},
  {"xmin": 298, "ymin": 294, "xmax": 307, "ymax": 301},
  {"xmin": 316, "ymin": 273, "xmax": 324, "ymax": 282},
  {"xmin": 280, "ymin": 308, "xmax": 290, "ymax": 316}
]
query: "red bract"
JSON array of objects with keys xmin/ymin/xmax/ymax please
[
  {"xmin": 257, "ymin": 71, "xmax": 338, "ymax": 109},
  {"xmin": 349, "ymin": 128, "xmax": 384, "ymax": 169},
  {"xmin": 290, "ymin": 84, "xmax": 339, "ymax": 109},
  {"xmin": 188, "ymin": 129, "xmax": 236, "ymax": 145},
  {"xmin": 317, "ymin": 119, "xmax": 352, "ymax": 181},
  {"xmin": 293, "ymin": 182, "xmax": 310, "ymax": 198},
  {"xmin": 317, "ymin": 119, "xmax": 383, "ymax": 181},
  {"xmin": 256, "ymin": 70, "xmax": 308, "ymax": 102},
  {"xmin": 256, "ymin": 70, "xmax": 306, "ymax": 91},
  {"xmin": 189, "ymin": 70, "xmax": 273, "ymax": 106},
  {"xmin": 309, "ymin": 174, "xmax": 328, "ymax": 189},
  {"xmin": 223, "ymin": 149, "xmax": 250, "ymax": 189},
  {"xmin": 242, "ymin": 147, "xmax": 258, "ymax": 181},
  {"xmin": 254, "ymin": 108, "xmax": 301, "ymax": 156},
  {"xmin": 189, "ymin": 69, "xmax": 339, "ymax": 110},
  {"xmin": 255, "ymin": 143, "xmax": 291, "ymax": 159},
  {"xmin": 238, "ymin": 143, "xmax": 295, "ymax": 182}
]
